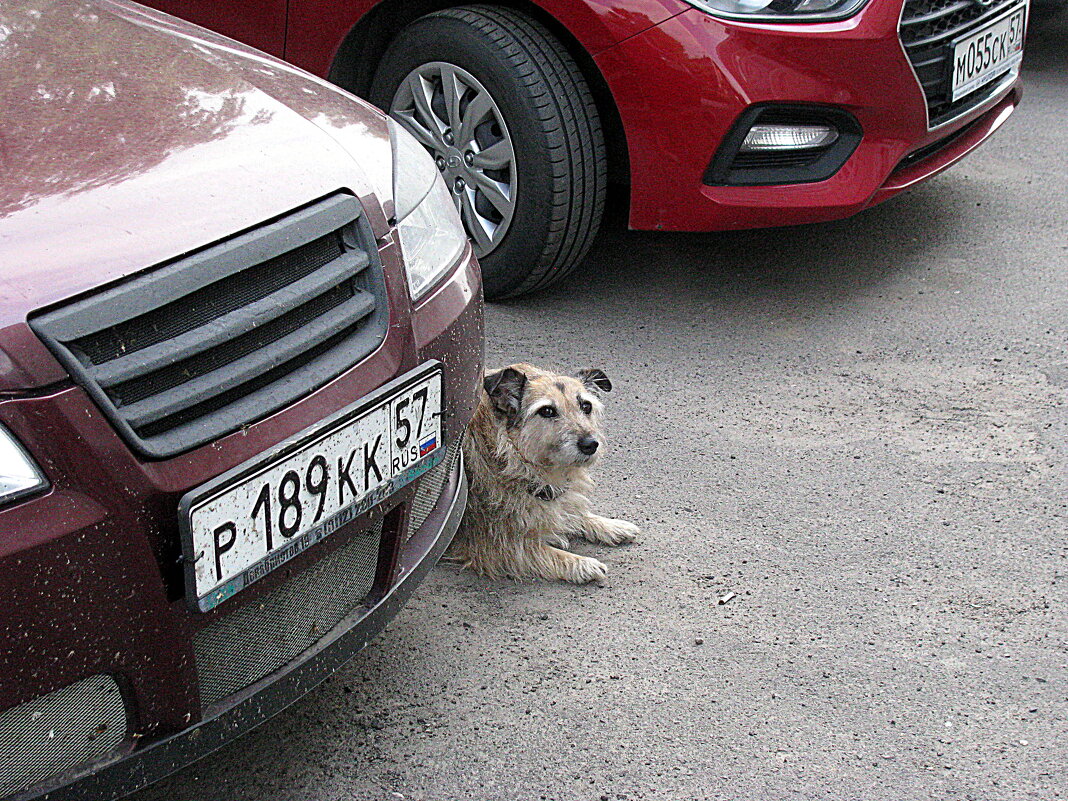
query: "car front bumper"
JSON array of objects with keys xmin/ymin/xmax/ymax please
[
  {"xmin": 598, "ymin": 1, "xmax": 1024, "ymax": 231},
  {"xmin": 0, "ymin": 243, "xmax": 483, "ymax": 801},
  {"xmin": 19, "ymin": 455, "xmax": 466, "ymax": 801}
]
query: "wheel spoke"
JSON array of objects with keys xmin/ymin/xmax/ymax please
[
  {"xmin": 393, "ymin": 110, "xmax": 441, "ymax": 152},
  {"xmin": 468, "ymin": 170, "xmax": 513, "ymax": 219},
  {"xmin": 471, "ymin": 139, "xmax": 512, "ymax": 170},
  {"xmin": 407, "ymin": 74, "xmax": 445, "ymax": 147},
  {"xmin": 439, "ymin": 65, "xmax": 464, "ymax": 133},
  {"xmin": 458, "ymin": 189, "xmax": 494, "ymax": 253},
  {"xmin": 456, "ymin": 90, "xmax": 493, "ymax": 147},
  {"xmin": 392, "ymin": 61, "xmax": 517, "ymax": 257}
]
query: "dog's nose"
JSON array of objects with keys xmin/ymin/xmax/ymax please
[{"xmin": 577, "ymin": 436, "xmax": 599, "ymax": 456}]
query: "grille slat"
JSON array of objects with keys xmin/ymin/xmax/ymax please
[
  {"xmin": 73, "ymin": 232, "xmax": 351, "ymax": 362},
  {"xmin": 902, "ymin": 8, "xmax": 1006, "ymax": 52},
  {"xmin": 900, "ymin": 0, "xmax": 973, "ymax": 26},
  {"xmin": 111, "ymin": 285, "xmax": 365, "ymax": 408},
  {"xmin": 899, "ymin": 0, "xmax": 1023, "ymax": 127},
  {"xmin": 912, "ymin": 54, "xmax": 946, "ymax": 69},
  {"xmin": 31, "ymin": 194, "xmax": 388, "ymax": 458},
  {"xmin": 90, "ymin": 252, "xmax": 370, "ymax": 389},
  {"xmin": 117, "ymin": 293, "xmax": 375, "ymax": 429},
  {"xmin": 136, "ymin": 325, "xmax": 374, "ymax": 440}
]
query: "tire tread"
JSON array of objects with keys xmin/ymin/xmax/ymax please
[{"xmin": 409, "ymin": 5, "xmax": 607, "ymax": 297}]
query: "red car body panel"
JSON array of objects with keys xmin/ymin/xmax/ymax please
[
  {"xmin": 596, "ymin": 6, "xmax": 1021, "ymax": 230},
  {"xmin": 140, "ymin": 0, "xmax": 1023, "ymax": 236},
  {"xmin": 283, "ymin": 0, "xmax": 689, "ymax": 73},
  {"xmin": 146, "ymin": 0, "xmax": 289, "ymax": 53},
  {"xmin": 147, "ymin": 0, "xmax": 691, "ymax": 65}
]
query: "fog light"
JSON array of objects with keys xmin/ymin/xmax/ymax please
[
  {"xmin": 739, "ymin": 124, "xmax": 839, "ymax": 152},
  {"xmin": 0, "ymin": 424, "xmax": 48, "ymax": 506},
  {"xmin": 705, "ymin": 104, "xmax": 862, "ymax": 186}
]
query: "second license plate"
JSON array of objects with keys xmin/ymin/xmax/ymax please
[{"xmin": 951, "ymin": 6, "xmax": 1026, "ymax": 102}]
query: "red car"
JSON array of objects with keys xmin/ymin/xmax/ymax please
[
  {"xmin": 0, "ymin": 1, "xmax": 482, "ymax": 798},
  {"xmin": 149, "ymin": 0, "xmax": 1027, "ymax": 298}
]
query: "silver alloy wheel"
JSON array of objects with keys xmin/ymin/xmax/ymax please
[{"xmin": 389, "ymin": 62, "xmax": 517, "ymax": 257}]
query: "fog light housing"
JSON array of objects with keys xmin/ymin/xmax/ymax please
[
  {"xmin": 739, "ymin": 124, "xmax": 839, "ymax": 153},
  {"xmin": 0, "ymin": 424, "xmax": 48, "ymax": 506},
  {"xmin": 705, "ymin": 104, "xmax": 863, "ymax": 187}
]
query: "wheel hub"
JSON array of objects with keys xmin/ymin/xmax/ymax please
[{"xmin": 443, "ymin": 148, "xmax": 464, "ymax": 176}]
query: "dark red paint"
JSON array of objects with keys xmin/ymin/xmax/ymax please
[{"xmin": 0, "ymin": 1, "xmax": 483, "ymax": 796}]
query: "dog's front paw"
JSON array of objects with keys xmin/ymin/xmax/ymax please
[
  {"xmin": 583, "ymin": 516, "xmax": 640, "ymax": 546},
  {"xmin": 603, "ymin": 518, "xmax": 640, "ymax": 545},
  {"xmin": 563, "ymin": 554, "xmax": 608, "ymax": 584}
]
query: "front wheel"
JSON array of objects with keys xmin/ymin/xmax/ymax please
[{"xmin": 370, "ymin": 5, "xmax": 607, "ymax": 299}]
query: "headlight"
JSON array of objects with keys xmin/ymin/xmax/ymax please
[
  {"xmin": 389, "ymin": 119, "xmax": 468, "ymax": 301},
  {"xmin": 0, "ymin": 424, "xmax": 48, "ymax": 506},
  {"xmin": 683, "ymin": 0, "xmax": 868, "ymax": 21}
]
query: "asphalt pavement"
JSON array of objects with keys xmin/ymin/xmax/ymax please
[{"xmin": 134, "ymin": 12, "xmax": 1067, "ymax": 801}]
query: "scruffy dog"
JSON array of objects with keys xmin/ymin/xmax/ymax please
[{"xmin": 450, "ymin": 363, "xmax": 639, "ymax": 583}]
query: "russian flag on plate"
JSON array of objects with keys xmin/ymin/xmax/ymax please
[{"xmin": 419, "ymin": 436, "xmax": 437, "ymax": 457}]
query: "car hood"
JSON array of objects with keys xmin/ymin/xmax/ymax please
[{"xmin": 0, "ymin": 0, "xmax": 395, "ymax": 390}]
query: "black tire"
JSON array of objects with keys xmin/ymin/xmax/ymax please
[{"xmin": 369, "ymin": 5, "xmax": 607, "ymax": 299}]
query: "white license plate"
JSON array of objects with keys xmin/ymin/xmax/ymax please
[
  {"xmin": 180, "ymin": 364, "xmax": 443, "ymax": 611},
  {"xmin": 951, "ymin": 6, "xmax": 1026, "ymax": 102}
]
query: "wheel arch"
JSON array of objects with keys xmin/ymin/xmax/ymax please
[{"xmin": 327, "ymin": 0, "xmax": 630, "ymax": 189}]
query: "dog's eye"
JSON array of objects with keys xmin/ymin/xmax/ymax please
[
  {"xmin": 537, "ymin": 406, "xmax": 558, "ymax": 419},
  {"xmin": 579, "ymin": 400, "xmax": 592, "ymax": 415}
]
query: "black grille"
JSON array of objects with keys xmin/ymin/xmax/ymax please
[
  {"xmin": 0, "ymin": 675, "xmax": 127, "ymax": 797},
  {"xmin": 407, "ymin": 440, "xmax": 463, "ymax": 539},
  {"xmin": 895, "ymin": 117, "xmax": 977, "ymax": 172},
  {"xmin": 899, "ymin": 0, "xmax": 1023, "ymax": 127},
  {"xmin": 74, "ymin": 233, "xmax": 346, "ymax": 364},
  {"xmin": 31, "ymin": 194, "xmax": 388, "ymax": 458}
]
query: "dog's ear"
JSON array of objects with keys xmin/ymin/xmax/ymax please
[
  {"xmin": 577, "ymin": 368, "xmax": 612, "ymax": 394},
  {"xmin": 484, "ymin": 367, "xmax": 527, "ymax": 422}
]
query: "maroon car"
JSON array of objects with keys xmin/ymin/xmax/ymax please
[{"xmin": 0, "ymin": 1, "xmax": 482, "ymax": 798}]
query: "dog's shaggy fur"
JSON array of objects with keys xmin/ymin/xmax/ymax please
[{"xmin": 450, "ymin": 363, "xmax": 638, "ymax": 583}]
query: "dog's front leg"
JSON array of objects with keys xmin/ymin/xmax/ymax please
[
  {"xmin": 575, "ymin": 513, "xmax": 639, "ymax": 546},
  {"xmin": 493, "ymin": 537, "xmax": 606, "ymax": 583},
  {"xmin": 541, "ymin": 531, "xmax": 570, "ymax": 549},
  {"xmin": 525, "ymin": 540, "xmax": 608, "ymax": 584},
  {"xmin": 455, "ymin": 535, "xmax": 607, "ymax": 583}
]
